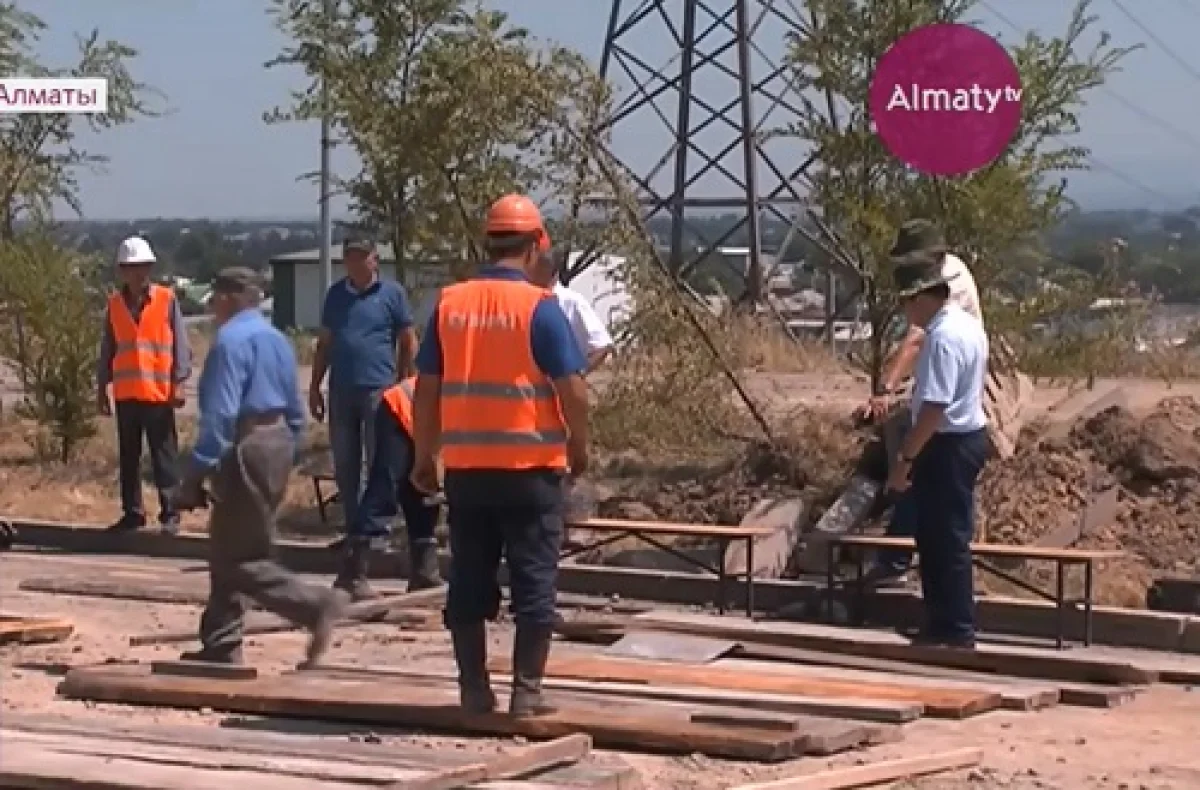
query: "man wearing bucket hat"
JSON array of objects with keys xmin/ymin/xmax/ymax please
[
  {"xmin": 855, "ymin": 220, "xmax": 984, "ymax": 585},
  {"xmin": 97, "ymin": 235, "xmax": 192, "ymax": 534},
  {"xmin": 885, "ymin": 247, "xmax": 990, "ymax": 648}
]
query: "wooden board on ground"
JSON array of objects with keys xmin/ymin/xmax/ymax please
[
  {"xmin": 635, "ymin": 611, "xmax": 1157, "ymax": 686},
  {"xmin": 729, "ymin": 641, "xmax": 1139, "ymax": 710},
  {"xmin": 730, "ymin": 747, "xmax": 984, "ymax": 790},
  {"xmin": 504, "ymin": 650, "xmax": 1001, "ymax": 719},
  {"xmin": 19, "ymin": 574, "xmax": 407, "ymax": 608},
  {"xmin": 316, "ymin": 662, "xmax": 925, "ymax": 725},
  {"xmin": 2, "ymin": 714, "xmax": 634, "ymax": 788},
  {"xmin": 59, "ymin": 663, "xmax": 811, "ymax": 762},
  {"xmin": 0, "ymin": 613, "xmax": 73, "ymax": 645}
]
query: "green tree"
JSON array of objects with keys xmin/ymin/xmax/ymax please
[
  {"xmin": 266, "ymin": 0, "xmax": 609, "ymax": 291},
  {"xmin": 785, "ymin": 0, "xmax": 1134, "ymax": 384},
  {"xmin": 0, "ymin": 3, "xmax": 161, "ymax": 239},
  {"xmin": 0, "ymin": 235, "xmax": 104, "ymax": 462}
]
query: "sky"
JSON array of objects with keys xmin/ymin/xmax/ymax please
[{"xmin": 16, "ymin": 0, "xmax": 1200, "ymax": 220}]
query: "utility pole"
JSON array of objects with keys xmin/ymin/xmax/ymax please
[{"xmin": 317, "ymin": 0, "xmax": 334, "ymax": 303}]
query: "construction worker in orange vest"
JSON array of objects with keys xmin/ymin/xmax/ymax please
[
  {"xmin": 409, "ymin": 194, "xmax": 590, "ymax": 717},
  {"xmin": 96, "ymin": 235, "xmax": 192, "ymax": 534},
  {"xmin": 333, "ymin": 374, "xmax": 443, "ymax": 600}
]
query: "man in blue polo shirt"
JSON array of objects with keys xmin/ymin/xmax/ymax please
[{"xmin": 308, "ymin": 236, "xmax": 418, "ymax": 548}]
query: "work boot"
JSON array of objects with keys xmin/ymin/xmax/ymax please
[
  {"xmin": 333, "ymin": 542, "xmax": 378, "ymax": 602},
  {"xmin": 450, "ymin": 623, "xmax": 497, "ymax": 713},
  {"xmin": 107, "ymin": 512, "xmax": 146, "ymax": 533},
  {"xmin": 508, "ymin": 625, "xmax": 556, "ymax": 717},
  {"xmin": 300, "ymin": 589, "xmax": 350, "ymax": 669},
  {"xmin": 179, "ymin": 645, "xmax": 245, "ymax": 665},
  {"xmin": 407, "ymin": 538, "xmax": 443, "ymax": 592}
]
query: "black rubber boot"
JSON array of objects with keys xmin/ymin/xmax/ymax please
[
  {"xmin": 333, "ymin": 542, "xmax": 378, "ymax": 602},
  {"xmin": 450, "ymin": 623, "xmax": 497, "ymax": 714},
  {"xmin": 179, "ymin": 646, "xmax": 245, "ymax": 664},
  {"xmin": 508, "ymin": 625, "xmax": 556, "ymax": 717},
  {"xmin": 407, "ymin": 538, "xmax": 443, "ymax": 592}
]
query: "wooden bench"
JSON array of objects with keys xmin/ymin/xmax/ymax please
[
  {"xmin": 299, "ymin": 463, "xmax": 340, "ymax": 526},
  {"xmin": 564, "ymin": 517, "xmax": 777, "ymax": 617},
  {"xmin": 826, "ymin": 535, "xmax": 1124, "ymax": 649}
]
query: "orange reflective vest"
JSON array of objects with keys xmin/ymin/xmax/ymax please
[
  {"xmin": 381, "ymin": 376, "xmax": 416, "ymax": 436},
  {"xmin": 437, "ymin": 278, "xmax": 568, "ymax": 471},
  {"xmin": 108, "ymin": 284, "xmax": 174, "ymax": 404}
]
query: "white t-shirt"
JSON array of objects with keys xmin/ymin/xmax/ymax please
[
  {"xmin": 911, "ymin": 304, "xmax": 989, "ymax": 433},
  {"xmin": 553, "ymin": 282, "xmax": 614, "ymax": 356},
  {"xmin": 942, "ymin": 254, "xmax": 983, "ymax": 327}
]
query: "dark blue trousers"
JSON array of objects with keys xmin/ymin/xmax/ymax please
[
  {"xmin": 443, "ymin": 469, "xmax": 564, "ymax": 630},
  {"xmin": 346, "ymin": 402, "xmax": 439, "ymax": 547},
  {"xmin": 911, "ymin": 429, "xmax": 989, "ymax": 641}
]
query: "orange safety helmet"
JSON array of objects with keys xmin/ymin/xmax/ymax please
[{"xmin": 485, "ymin": 194, "xmax": 550, "ymax": 252}]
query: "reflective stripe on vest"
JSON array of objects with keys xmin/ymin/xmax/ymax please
[
  {"xmin": 108, "ymin": 284, "xmax": 174, "ymax": 403},
  {"xmin": 382, "ymin": 377, "xmax": 416, "ymax": 436},
  {"xmin": 437, "ymin": 279, "xmax": 568, "ymax": 471}
]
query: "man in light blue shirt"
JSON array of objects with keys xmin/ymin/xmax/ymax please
[
  {"xmin": 174, "ymin": 267, "xmax": 347, "ymax": 668},
  {"xmin": 885, "ymin": 257, "xmax": 990, "ymax": 649}
]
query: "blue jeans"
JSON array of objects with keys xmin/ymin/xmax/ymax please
[
  {"xmin": 328, "ymin": 386, "xmax": 384, "ymax": 530},
  {"xmin": 347, "ymin": 400, "xmax": 439, "ymax": 548},
  {"xmin": 443, "ymin": 469, "xmax": 565, "ymax": 630},
  {"xmin": 911, "ymin": 429, "xmax": 989, "ymax": 641}
]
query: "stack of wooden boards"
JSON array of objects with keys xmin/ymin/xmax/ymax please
[{"xmin": 1, "ymin": 716, "xmax": 614, "ymax": 790}]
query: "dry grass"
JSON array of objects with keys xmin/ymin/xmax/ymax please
[
  {"xmin": 723, "ymin": 315, "xmax": 843, "ymax": 374},
  {"xmin": 0, "ymin": 410, "xmax": 338, "ymax": 540}
]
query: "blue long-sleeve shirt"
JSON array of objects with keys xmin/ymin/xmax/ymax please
[{"xmin": 190, "ymin": 309, "xmax": 305, "ymax": 473}]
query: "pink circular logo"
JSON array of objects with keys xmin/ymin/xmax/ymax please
[{"xmin": 869, "ymin": 23, "xmax": 1022, "ymax": 176}]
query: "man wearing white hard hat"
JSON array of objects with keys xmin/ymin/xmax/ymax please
[{"xmin": 96, "ymin": 235, "xmax": 192, "ymax": 534}]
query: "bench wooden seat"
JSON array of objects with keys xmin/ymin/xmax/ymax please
[
  {"xmin": 562, "ymin": 517, "xmax": 777, "ymax": 617},
  {"xmin": 826, "ymin": 535, "xmax": 1126, "ymax": 649}
]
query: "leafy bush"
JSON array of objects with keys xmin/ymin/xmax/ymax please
[{"xmin": 0, "ymin": 234, "xmax": 105, "ymax": 462}]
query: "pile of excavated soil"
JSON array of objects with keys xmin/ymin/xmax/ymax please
[{"xmin": 978, "ymin": 396, "xmax": 1200, "ymax": 606}]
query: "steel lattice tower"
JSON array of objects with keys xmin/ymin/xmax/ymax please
[{"xmin": 596, "ymin": 0, "xmax": 810, "ymax": 303}]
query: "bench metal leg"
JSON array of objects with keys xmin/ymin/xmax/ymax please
[
  {"xmin": 716, "ymin": 539, "xmax": 730, "ymax": 615},
  {"xmin": 825, "ymin": 541, "xmax": 836, "ymax": 623},
  {"xmin": 313, "ymin": 478, "xmax": 328, "ymax": 525},
  {"xmin": 1083, "ymin": 560, "xmax": 1095, "ymax": 647},
  {"xmin": 854, "ymin": 551, "xmax": 866, "ymax": 626},
  {"xmin": 1055, "ymin": 560, "xmax": 1065, "ymax": 650},
  {"xmin": 744, "ymin": 537, "xmax": 755, "ymax": 619}
]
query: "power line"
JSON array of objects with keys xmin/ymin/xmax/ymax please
[
  {"xmin": 977, "ymin": 0, "xmax": 1184, "ymax": 204},
  {"xmin": 1110, "ymin": 0, "xmax": 1200, "ymax": 84}
]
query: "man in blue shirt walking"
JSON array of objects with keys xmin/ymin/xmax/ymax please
[{"xmin": 175, "ymin": 267, "xmax": 348, "ymax": 667}]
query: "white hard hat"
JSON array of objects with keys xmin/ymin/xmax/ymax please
[{"xmin": 116, "ymin": 236, "xmax": 156, "ymax": 266}]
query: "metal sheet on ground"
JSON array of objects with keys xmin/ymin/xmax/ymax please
[{"xmin": 605, "ymin": 630, "xmax": 738, "ymax": 663}]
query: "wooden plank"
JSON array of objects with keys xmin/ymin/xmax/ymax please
[
  {"xmin": 0, "ymin": 743, "xmax": 376, "ymax": 790},
  {"xmin": 729, "ymin": 642, "xmax": 1135, "ymax": 710},
  {"xmin": 569, "ymin": 517, "xmax": 777, "ymax": 538},
  {"xmin": 0, "ymin": 715, "xmax": 637, "ymax": 787},
  {"xmin": 397, "ymin": 734, "xmax": 591, "ymax": 790},
  {"xmin": 636, "ymin": 611, "xmax": 1157, "ymax": 686},
  {"xmin": 714, "ymin": 657, "xmax": 1058, "ymax": 712},
  {"xmin": 690, "ymin": 713, "xmax": 800, "ymax": 732},
  {"xmin": 0, "ymin": 614, "xmax": 74, "ymax": 645},
  {"xmin": 507, "ymin": 651, "xmax": 1000, "ymax": 719},
  {"xmin": 316, "ymin": 662, "xmax": 924, "ymax": 724},
  {"xmin": 831, "ymin": 535, "xmax": 1124, "ymax": 562},
  {"xmin": 59, "ymin": 663, "xmax": 808, "ymax": 762},
  {"xmin": 151, "ymin": 660, "xmax": 259, "ymax": 681},
  {"xmin": 128, "ymin": 587, "xmax": 446, "ymax": 646},
  {"xmin": 730, "ymin": 747, "xmax": 984, "ymax": 790},
  {"xmin": 3, "ymin": 729, "xmax": 421, "ymax": 783}
]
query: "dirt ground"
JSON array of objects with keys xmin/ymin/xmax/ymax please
[{"xmin": 2, "ymin": 550, "xmax": 1199, "ymax": 789}]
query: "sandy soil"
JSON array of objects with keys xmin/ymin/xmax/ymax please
[{"xmin": 3, "ymin": 550, "xmax": 1199, "ymax": 789}]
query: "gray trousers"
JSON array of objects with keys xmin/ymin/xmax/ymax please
[{"xmin": 199, "ymin": 418, "xmax": 332, "ymax": 655}]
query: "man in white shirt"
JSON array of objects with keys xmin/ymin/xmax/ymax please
[
  {"xmin": 885, "ymin": 256, "xmax": 989, "ymax": 648},
  {"xmin": 856, "ymin": 221, "xmax": 983, "ymax": 584},
  {"xmin": 530, "ymin": 252, "xmax": 615, "ymax": 373}
]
